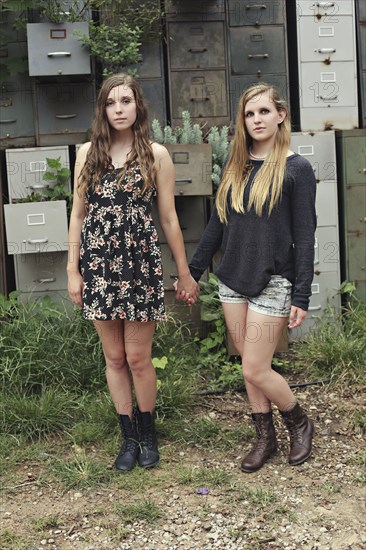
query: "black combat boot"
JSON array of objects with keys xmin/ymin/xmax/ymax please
[
  {"xmin": 115, "ymin": 414, "xmax": 139, "ymax": 472},
  {"xmin": 136, "ymin": 408, "xmax": 159, "ymax": 468}
]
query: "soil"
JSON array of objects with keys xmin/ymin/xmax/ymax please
[{"xmin": 1, "ymin": 380, "xmax": 365, "ymax": 550}]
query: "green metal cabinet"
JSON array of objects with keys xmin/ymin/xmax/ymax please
[{"xmin": 336, "ymin": 129, "xmax": 366, "ymax": 302}]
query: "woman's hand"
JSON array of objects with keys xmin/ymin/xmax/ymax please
[
  {"xmin": 68, "ymin": 271, "xmax": 84, "ymax": 306},
  {"xmin": 174, "ymin": 274, "xmax": 200, "ymax": 305},
  {"xmin": 288, "ymin": 305, "xmax": 307, "ymax": 329}
]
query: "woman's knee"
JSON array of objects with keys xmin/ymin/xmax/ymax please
[
  {"xmin": 126, "ymin": 350, "xmax": 151, "ymax": 375},
  {"xmin": 105, "ymin": 353, "xmax": 128, "ymax": 371},
  {"xmin": 242, "ymin": 360, "xmax": 266, "ymax": 386}
]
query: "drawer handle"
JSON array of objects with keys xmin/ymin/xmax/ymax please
[
  {"xmin": 36, "ymin": 277, "xmax": 56, "ymax": 283},
  {"xmin": 27, "ymin": 238, "xmax": 49, "ymax": 244},
  {"xmin": 317, "ymin": 48, "xmax": 336, "ymax": 54},
  {"xmin": 361, "ymin": 217, "xmax": 366, "ymax": 223},
  {"xmin": 358, "ymin": 168, "xmax": 366, "ymax": 174},
  {"xmin": 47, "ymin": 51, "xmax": 71, "ymax": 57},
  {"xmin": 175, "ymin": 178, "xmax": 193, "ymax": 184},
  {"xmin": 55, "ymin": 114, "xmax": 77, "ymax": 119},
  {"xmin": 316, "ymin": 2, "xmax": 335, "ymax": 7},
  {"xmin": 0, "ymin": 119, "xmax": 17, "ymax": 123},
  {"xmin": 188, "ymin": 48, "xmax": 208, "ymax": 53},
  {"xmin": 246, "ymin": 4, "xmax": 267, "ymax": 9},
  {"xmin": 320, "ymin": 95, "xmax": 338, "ymax": 101},
  {"xmin": 308, "ymin": 305, "xmax": 322, "ymax": 311},
  {"xmin": 29, "ymin": 184, "xmax": 49, "ymax": 190},
  {"xmin": 190, "ymin": 97, "xmax": 210, "ymax": 101},
  {"xmin": 314, "ymin": 259, "xmax": 319, "ymax": 265},
  {"xmin": 248, "ymin": 53, "xmax": 269, "ymax": 59}
]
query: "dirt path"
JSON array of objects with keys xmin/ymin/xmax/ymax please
[{"xmin": 1, "ymin": 383, "xmax": 365, "ymax": 549}]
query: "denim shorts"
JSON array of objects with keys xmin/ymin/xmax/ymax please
[{"xmin": 218, "ymin": 275, "xmax": 292, "ymax": 317}]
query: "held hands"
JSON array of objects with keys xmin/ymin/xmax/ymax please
[
  {"xmin": 67, "ymin": 271, "xmax": 84, "ymax": 306},
  {"xmin": 173, "ymin": 273, "xmax": 200, "ymax": 305},
  {"xmin": 288, "ymin": 305, "xmax": 307, "ymax": 329}
]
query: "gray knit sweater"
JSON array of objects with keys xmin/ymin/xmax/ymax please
[{"xmin": 189, "ymin": 154, "xmax": 317, "ymax": 311}]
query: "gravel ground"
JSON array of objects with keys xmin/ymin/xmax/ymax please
[{"xmin": 1, "ymin": 383, "xmax": 365, "ymax": 549}]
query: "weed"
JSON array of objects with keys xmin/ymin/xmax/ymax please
[
  {"xmin": 349, "ymin": 408, "xmax": 366, "ymax": 435},
  {"xmin": 114, "ymin": 499, "xmax": 163, "ymax": 524},
  {"xmin": 176, "ymin": 466, "xmax": 231, "ymax": 487},
  {"xmin": 235, "ymin": 486, "xmax": 277, "ymax": 507},
  {"xmin": 322, "ymin": 481, "xmax": 342, "ymax": 494},
  {"xmin": 52, "ymin": 451, "xmax": 112, "ymax": 490},
  {"xmin": 0, "ymin": 531, "xmax": 30, "ymax": 550},
  {"xmin": 349, "ymin": 450, "xmax": 366, "ymax": 466},
  {"xmin": 32, "ymin": 515, "xmax": 61, "ymax": 531}
]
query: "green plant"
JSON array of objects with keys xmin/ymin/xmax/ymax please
[
  {"xmin": 52, "ymin": 450, "xmax": 112, "ymax": 489},
  {"xmin": 114, "ymin": 499, "xmax": 163, "ymax": 524},
  {"xmin": 32, "ymin": 514, "xmax": 61, "ymax": 531}
]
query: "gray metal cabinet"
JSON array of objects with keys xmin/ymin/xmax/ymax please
[
  {"xmin": 165, "ymin": 144, "xmax": 212, "ymax": 196},
  {"xmin": 336, "ymin": 129, "xmax": 366, "ymax": 302},
  {"xmin": 152, "ymin": 196, "xmax": 207, "ymax": 243},
  {"xmin": 35, "ymin": 81, "xmax": 95, "ymax": 145},
  {"xmin": 27, "ymin": 22, "xmax": 91, "ymax": 76},
  {"xmin": 4, "ymin": 201, "xmax": 69, "ymax": 255},
  {"xmin": 14, "ymin": 251, "xmax": 68, "ymax": 292},
  {"xmin": 166, "ymin": 3, "xmax": 229, "ymax": 126},
  {"xmin": 228, "ymin": 0, "xmax": 289, "ymax": 122},
  {"xmin": 296, "ymin": 2, "xmax": 358, "ymax": 131},
  {"xmin": 6, "ymin": 146, "xmax": 70, "ymax": 200},
  {"xmin": 290, "ymin": 130, "xmax": 341, "ymax": 339},
  {"xmin": 356, "ymin": 0, "xmax": 366, "ymax": 127}
]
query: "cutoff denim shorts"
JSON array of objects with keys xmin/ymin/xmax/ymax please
[{"xmin": 218, "ymin": 275, "xmax": 292, "ymax": 317}]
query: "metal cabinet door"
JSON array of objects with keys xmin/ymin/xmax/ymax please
[
  {"xmin": 17, "ymin": 290, "xmax": 71, "ymax": 309},
  {"xmin": 27, "ymin": 22, "xmax": 91, "ymax": 76},
  {"xmin": 161, "ymin": 242, "xmax": 207, "ymax": 288},
  {"xmin": 300, "ymin": 62, "xmax": 357, "ymax": 107},
  {"xmin": 291, "ymin": 131, "xmax": 337, "ymax": 182},
  {"xmin": 358, "ymin": 0, "xmax": 366, "ymax": 20},
  {"xmin": 316, "ymin": 180, "xmax": 338, "ymax": 227},
  {"xmin": 314, "ymin": 226, "xmax": 340, "ymax": 273},
  {"xmin": 359, "ymin": 24, "xmax": 366, "ymax": 71},
  {"xmin": 298, "ymin": 16, "xmax": 355, "ymax": 62},
  {"xmin": 168, "ymin": 22, "xmax": 225, "ymax": 69},
  {"xmin": 4, "ymin": 201, "xmax": 69, "ymax": 255},
  {"xmin": 230, "ymin": 75, "xmax": 288, "ymax": 121},
  {"xmin": 165, "ymin": 0, "xmax": 225, "ymax": 21},
  {"xmin": 229, "ymin": 27, "xmax": 286, "ymax": 75},
  {"xmin": 36, "ymin": 81, "xmax": 95, "ymax": 142},
  {"xmin": 15, "ymin": 251, "xmax": 68, "ymax": 291},
  {"xmin": 170, "ymin": 70, "xmax": 228, "ymax": 119},
  {"xmin": 6, "ymin": 146, "xmax": 70, "ymax": 200},
  {"xmin": 0, "ymin": 8, "xmax": 27, "ymax": 42},
  {"xmin": 347, "ymin": 234, "xmax": 366, "ymax": 281},
  {"xmin": 297, "ymin": 1, "xmax": 354, "ymax": 17},
  {"xmin": 0, "ymin": 42, "xmax": 32, "ymax": 91},
  {"xmin": 128, "ymin": 42, "xmax": 163, "ymax": 79},
  {"xmin": 165, "ymin": 144, "xmax": 212, "ymax": 196},
  {"xmin": 138, "ymin": 78, "xmax": 166, "ymax": 126},
  {"xmin": 344, "ymin": 135, "xmax": 366, "ymax": 184},
  {"xmin": 0, "ymin": 91, "xmax": 34, "ymax": 142},
  {"xmin": 152, "ymin": 197, "xmax": 207, "ymax": 243},
  {"xmin": 227, "ymin": 0, "xmax": 285, "ymax": 26},
  {"xmin": 345, "ymin": 185, "xmax": 366, "ymax": 233}
]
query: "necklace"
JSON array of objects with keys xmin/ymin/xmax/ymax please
[{"xmin": 249, "ymin": 148, "xmax": 268, "ymax": 160}]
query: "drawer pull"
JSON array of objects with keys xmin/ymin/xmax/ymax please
[
  {"xmin": 358, "ymin": 168, "xmax": 366, "ymax": 174},
  {"xmin": 27, "ymin": 238, "xmax": 49, "ymax": 244},
  {"xmin": 246, "ymin": 4, "xmax": 267, "ymax": 9},
  {"xmin": 316, "ymin": 2, "xmax": 335, "ymax": 7},
  {"xmin": 175, "ymin": 178, "xmax": 192, "ymax": 184},
  {"xmin": 190, "ymin": 97, "xmax": 209, "ymax": 101},
  {"xmin": 29, "ymin": 184, "xmax": 49, "ymax": 190},
  {"xmin": 320, "ymin": 95, "xmax": 338, "ymax": 101},
  {"xmin": 248, "ymin": 53, "xmax": 269, "ymax": 59},
  {"xmin": 55, "ymin": 114, "xmax": 77, "ymax": 119},
  {"xmin": 36, "ymin": 277, "xmax": 56, "ymax": 284},
  {"xmin": 47, "ymin": 51, "xmax": 71, "ymax": 57},
  {"xmin": 0, "ymin": 119, "xmax": 16, "ymax": 123},
  {"xmin": 188, "ymin": 48, "xmax": 208, "ymax": 53},
  {"xmin": 317, "ymin": 48, "xmax": 336, "ymax": 54},
  {"xmin": 308, "ymin": 305, "xmax": 322, "ymax": 311},
  {"xmin": 314, "ymin": 259, "xmax": 319, "ymax": 265}
]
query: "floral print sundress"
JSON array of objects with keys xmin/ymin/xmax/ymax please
[{"xmin": 80, "ymin": 162, "xmax": 167, "ymax": 322}]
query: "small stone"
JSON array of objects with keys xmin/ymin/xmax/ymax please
[
  {"xmin": 74, "ymin": 492, "xmax": 83, "ymax": 499},
  {"xmin": 40, "ymin": 541, "xmax": 47, "ymax": 546}
]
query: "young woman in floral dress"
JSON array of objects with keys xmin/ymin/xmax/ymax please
[{"xmin": 67, "ymin": 74, "xmax": 199, "ymax": 472}]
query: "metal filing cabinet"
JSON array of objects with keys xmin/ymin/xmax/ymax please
[
  {"xmin": 0, "ymin": 11, "xmax": 35, "ymax": 147},
  {"xmin": 26, "ymin": 22, "xmax": 91, "ymax": 76},
  {"xmin": 34, "ymin": 80, "xmax": 95, "ymax": 145},
  {"xmin": 135, "ymin": 42, "xmax": 166, "ymax": 125},
  {"xmin": 336, "ymin": 129, "xmax": 366, "ymax": 302},
  {"xmin": 3, "ymin": 146, "xmax": 71, "ymax": 303},
  {"xmin": 290, "ymin": 131, "xmax": 341, "ymax": 339},
  {"xmin": 227, "ymin": 0, "xmax": 289, "ymax": 121},
  {"xmin": 165, "ymin": 144, "xmax": 213, "ymax": 196},
  {"xmin": 356, "ymin": 0, "xmax": 366, "ymax": 127},
  {"xmin": 166, "ymin": 2, "xmax": 229, "ymax": 127},
  {"xmin": 296, "ymin": 0, "xmax": 358, "ymax": 131}
]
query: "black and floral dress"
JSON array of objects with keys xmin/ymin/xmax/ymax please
[{"xmin": 80, "ymin": 162, "xmax": 167, "ymax": 322}]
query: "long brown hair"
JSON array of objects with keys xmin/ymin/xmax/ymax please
[
  {"xmin": 216, "ymin": 83, "xmax": 291, "ymax": 223},
  {"xmin": 78, "ymin": 73, "xmax": 156, "ymax": 195}
]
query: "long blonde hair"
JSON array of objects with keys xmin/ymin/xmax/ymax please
[
  {"xmin": 216, "ymin": 83, "xmax": 291, "ymax": 223},
  {"xmin": 78, "ymin": 73, "xmax": 156, "ymax": 196}
]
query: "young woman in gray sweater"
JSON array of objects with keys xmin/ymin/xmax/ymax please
[{"xmin": 181, "ymin": 83, "xmax": 316, "ymax": 472}]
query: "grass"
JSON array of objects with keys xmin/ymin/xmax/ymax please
[
  {"xmin": 51, "ymin": 451, "xmax": 113, "ymax": 490},
  {"xmin": 114, "ymin": 499, "xmax": 163, "ymax": 524},
  {"xmin": 175, "ymin": 465, "xmax": 232, "ymax": 487},
  {"xmin": 0, "ymin": 531, "xmax": 30, "ymax": 550},
  {"xmin": 32, "ymin": 515, "xmax": 61, "ymax": 531}
]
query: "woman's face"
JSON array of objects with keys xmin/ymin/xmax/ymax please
[
  {"xmin": 105, "ymin": 84, "xmax": 137, "ymax": 132},
  {"xmin": 243, "ymin": 91, "xmax": 286, "ymax": 147}
]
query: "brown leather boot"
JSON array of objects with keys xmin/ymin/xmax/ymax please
[
  {"xmin": 241, "ymin": 411, "xmax": 278, "ymax": 473},
  {"xmin": 280, "ymin": 402, "xmax": 314, "ymax": 465}
]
